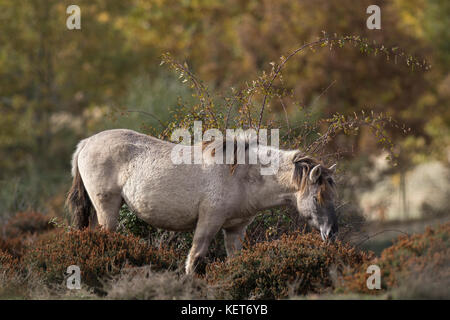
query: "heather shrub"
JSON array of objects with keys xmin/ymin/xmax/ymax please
[
  {"xmin": 0, "ymin": 249, "xmax": 16, "ymax": 269},
  {"xmin": 2, "ymin": 211, "xmax": 54, "ymax": 239},
  {"xmin": 0, "ymin": 236, "xmax": 27, "ymax": 258},
  {"xmin": 205, "ymin": 232, "xmax": 373, "ymax": 299},
  {"xmin": 23, "ymin": 228, "xmax": 183, "ymax": 288},
  {"xmin": 341, "ymin": 222, "xmax": 450, "ymax": 295},
  {"xmin": 0, "ymin": 249, "xmax": 20, "ymax": 278},
  {"xmin": 0, "ymin": 211, "xmax": 55, "ymax": 259},
  {"xmin": 118, "ymin": 204, "xmax": 153, "ymax": 238}
]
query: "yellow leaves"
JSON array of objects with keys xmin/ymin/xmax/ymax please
[
  {"xmin": 392, "ymin": 0, "xmax": 426, "ymax": 39},
  {"xmin": 97, "ymin": 11, "xmax": 110, "ymax": 23},
  {"xmin": 114, "ymin": 16, "xmax": 126, "ymax": 29}
]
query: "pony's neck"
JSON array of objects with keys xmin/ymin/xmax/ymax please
[{"xmin": 246, "ymin": 148, "xmax": 297, "ymax": 212}]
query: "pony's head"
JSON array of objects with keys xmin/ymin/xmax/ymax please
[{"xmin": 291, "ymin": 154, "xmax": 338, "ymax": 241}]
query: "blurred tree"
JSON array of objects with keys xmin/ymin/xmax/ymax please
[
  {"xmin": 122, "ymin": 0, "xmax": 440, "ymax": 158},
  {"xmin": 0, "ymin": 0, "xmax": 140, "ymax": 176},
  {"xmin": 0, "ymin": 0, "xmax": 448, "ymax": 179}
]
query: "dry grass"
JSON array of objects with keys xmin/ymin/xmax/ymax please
[{"xmin": 105, "ymin": 266, "xmax": 212, "ymax": 300}]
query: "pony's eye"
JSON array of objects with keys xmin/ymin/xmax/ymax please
[{"xmin": 313, "ymin": 196, "xmax": 318, "ymax": 203}]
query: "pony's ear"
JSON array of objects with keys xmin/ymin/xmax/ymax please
[
  {"xmin": 309, "ymin": 164, "xmax": 321, "ymax": 183},
  {"xmin": 328, "ymin": 163, "xmax": 337, "ymax": 174}
]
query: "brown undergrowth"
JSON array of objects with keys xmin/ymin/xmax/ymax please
[
  {"xmin": 340, "ymin": 222, "xmax": 450, "ymax": 296},
  {"xmin": 1, "ymin": 211, "xmax": 448, "ymax": 299},
  {"xmin": 205, "ymin": 231, "xmax": 373, "ymax": 299}
]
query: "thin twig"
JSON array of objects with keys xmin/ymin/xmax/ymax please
[
  {"xmin": 174, "ymin": 61, "xmax": 218, "ymax": 126},
  {"xmin": 279, "ymin": 96, "xmax": 291, "ymax": 140},
  {"xmin": 257, "ymin": 37, "xmax": 337, "ymax": 132},
  {"xmin": 310, "ymin": 79, "xmax": 336, "ymax": 108},
  {"xmin": 224, "ymin": 99, "xmax": 234, "ymax": 129},
  {"xmin": 354, "ymin": 229, "xmax": 410, "ymax": 248},
  {"xmin": 125, "ymin": 109, "xmax": 166, "ymax": 128}
]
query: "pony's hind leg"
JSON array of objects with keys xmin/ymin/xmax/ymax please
[{"xmin": 89, "ymin": 192, "xmax": 123, "ymax": 231}]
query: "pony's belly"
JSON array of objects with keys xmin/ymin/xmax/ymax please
[
  {"xmin": 122, "ymin": 176, "xmax": 200, "ymax": 231},
  {"xmin": 137, "ymin": 208, "xmax": 198, "ymax": 231},
  {"xmin": 123, "ymin": 193, "xmax": 199, "ymax": 231}
]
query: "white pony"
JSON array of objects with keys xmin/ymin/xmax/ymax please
[{"xmin": 67, "ymin": 129, "xmax": 337, "ymax": 274}]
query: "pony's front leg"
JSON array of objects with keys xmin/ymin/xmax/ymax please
[
  {"xmin": 185, "ymin": 213, "xmax": 224, "ymax": 274},
  {"xmin": 223, "ymin": 223, "xmax": 249, "ymax": 257}
]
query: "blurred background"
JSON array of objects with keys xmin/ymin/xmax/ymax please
[{"xmin": 0, "ymin": 0, "xmax": 449, "ymax": 253}]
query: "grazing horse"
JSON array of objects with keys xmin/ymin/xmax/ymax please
[{"xmin": 67, "ymin": 129, "xmax": 338, "ymax": 274}]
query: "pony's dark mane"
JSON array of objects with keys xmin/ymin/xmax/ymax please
[{"xmin": 201, "ymin": 135, "xmax": 251, "ymax": 174}]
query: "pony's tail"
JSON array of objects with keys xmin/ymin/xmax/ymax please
[{"xmin": 66, "ymin": 139, "xmax": 92, "ymax": 229}]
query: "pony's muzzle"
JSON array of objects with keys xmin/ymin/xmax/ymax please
[{"xmin": 320, "ymin": 223, "xmax": 338, "ymax": 242}]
